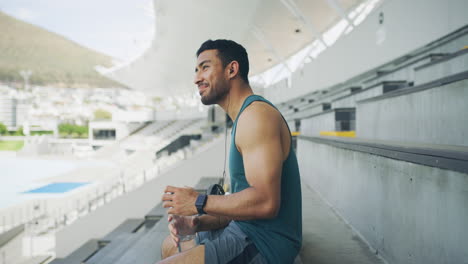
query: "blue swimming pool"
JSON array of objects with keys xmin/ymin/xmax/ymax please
[
  {"xmin": 24, "ymin": 182, "xmax": 90, "ymax": 194},
  {"xmin": 0, "ymin": 156, "xmax": 114, "ymax": 209}
]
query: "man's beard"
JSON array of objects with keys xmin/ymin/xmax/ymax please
[{"xmin": 201, "ymin": 81, "xmax": 229, "ymax": 105}]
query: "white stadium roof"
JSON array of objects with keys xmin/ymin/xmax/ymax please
[{"xmin": 100, "ymin": 0, "xmax": 380, "ymax": 97}]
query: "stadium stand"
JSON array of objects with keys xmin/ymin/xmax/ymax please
[
  {"xmin": 0, "ymin": 225, "xmax": 23, "ymax": 250},
  {"xmin": 23, "ymin": 10, "xmax": 466, "ymax": 264},
  {"xmin": 288, "ymin": 24, "xmax": 468, "ymax": 263},
  {"xmin": 331, "ymin": 81, "xmax": 407, "ymax": 108},
  {"xmin": 50, "ymin": 178, "xmax": 221, "ymax": 264},
  {"xmin": 300, "ymin": 108, "xmax": 355, "ymax": 137},
  {"xmin": 286, "ymin": 102, "xmax": 331, "ymax": 121},
  {"xmin": 361, "ymin": 53, "xmax": 447, "ymax": 87},
  {"xmin": 414, "ymin": 48, "xmax": 468, "ymax": 85},
  {"xmin": 95, "ymin": 118, "xmax": 204, "ymax": 161},
  {"xmin": 156, "ymin": 134, "xmax": 202, "ymax": 158},
  {"xmin": 297, "ymin": 136, "xmax": 468, "ymax": 264},
  {"xmin": 42, "ymin": 23, "xmax": 468, "ymax": 264},
  {"xmin": 51, "ymin": 173, "xmax": 390, "ymax": 263},
  {"xmin": 357, "ymin": 71, "xmax": 468, "ymax": 145}
]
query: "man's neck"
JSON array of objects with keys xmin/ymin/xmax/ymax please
[{"xmin": 218, "ymin": 83, "xmax": 253, "ymax": 122}]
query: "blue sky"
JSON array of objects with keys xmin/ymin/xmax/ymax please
[{"xmin": 1, "ymin": 0, "xmax": 155, "ymax": 62}]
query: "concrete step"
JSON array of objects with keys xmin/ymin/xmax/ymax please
[
  {"xmin": 85, "ymin": 233, "xmax": 146, "ymax": 264},
  {"xmin": 415, "ymin": 48, "xmax": 468, "ymax": 85},
  {"xmin": 300, "ymin": 183, "xmax": 385, "ymax": 264},
  {"xmin": 17, "ymin": 255, "xmax": 52, "ymax": 264},
  {"xmin": 114, "ymin": 219, "xmax": 170, "ymax": 263},
  {"xmin": 50, "ymin": 239, "xmax": 99, "ymax": 264},
  {"xmin": 99, "ymin": 218, "xmax": 145, "ymax": 247}
]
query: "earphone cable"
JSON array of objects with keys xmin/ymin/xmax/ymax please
[{"xmin": 221, "ymin": 91, "xmax": 231, "ymax": 187}]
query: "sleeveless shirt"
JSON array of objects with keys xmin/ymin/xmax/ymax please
[{"xmin": 230, "ymin": 95, "xmax": 302, "ymax": 264}]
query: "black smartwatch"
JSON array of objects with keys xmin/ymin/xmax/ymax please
[{"xmin": 195, "ymin": 194, "xmax": 208, "ymax": 215}]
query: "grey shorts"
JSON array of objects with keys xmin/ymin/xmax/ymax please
[{"xmin": 196, "ymin": 221, "xmax": 268, "ymax": 264}]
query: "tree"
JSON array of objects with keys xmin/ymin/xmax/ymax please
[
  {"xmin": 59, "ymin": 123, "xmax": 73, "ymax": 134},
  {"xmin": 76, "ymin": 125, "xmax": 88, "ymax": 137},
  {"xmin": 58, "ymin": 123, "xmax": 88, "ymax": 138},
  {"xmin": 0, "ymin": 122, "xmax": 7, "ymax": 135},
  {"xmin": 15, "ymin": 126, "xmax": 24, "ymax": 136}
]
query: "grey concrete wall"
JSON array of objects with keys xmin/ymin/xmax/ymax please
[
  {"xmin": 363, "ymin": 56, "xmax": 436, "ymax": 88},
  {"xmin": 357, "ymin": 79, "xmax": 468, "ymax": 146},
  {"xmin": 300, "ymin": 112, "xmax": 335, "ymax": 137},
  {"xmin": 297, "ymin": 138, "xmax": 468, "ymax": 264},
  {"xmin": 332, "ymin": 85, "xmax": 382, "ymax": 108},
  {"xmin": 265, "ymin": 0, "xmax": 468, "ymax": 103},
  {"xmin": 291, "ymin": 99, "xmax": 314, "ymax": 112},
  {"xmin": 287, "ymin": 120, "xmax": 296, "ymax": 132},
  {"xmin": 280, "ymin": 107, "xmax": 296, "ymax": 118},
  {"xmin": 55, "ymin": 138, "xmax": 227, "ymax": 258},
  {"xmin": 415, "ymin": 51, "xmax": 468, "ymax": 85},
  {"xmin": 292, "ymin": 104, "xmax": 328, "ymax": 121},
  {"xmin": 323, "ymin": 89, "xmax": 353, "ymax": 103}
]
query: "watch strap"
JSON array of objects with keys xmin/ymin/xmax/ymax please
[{"xmin": 195, "ymin": 194, "xmax": 208, "ymax": 215}]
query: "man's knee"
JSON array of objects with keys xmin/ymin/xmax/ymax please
[{"xmin": 161, "ymin": 235, "xmax": 178, "ymax": 259}]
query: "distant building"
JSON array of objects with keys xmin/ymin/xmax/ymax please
[
  {"xmin": 0, "ymin": 93, "xmax": 16, "ymax": 127},
  {"xmin": 0, "ymin": 93, "xmax": 31, "ymax": 129}
]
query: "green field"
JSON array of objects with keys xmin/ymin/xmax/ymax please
[
  {"xmin": 0, "ymin": 141, "xmax": 24, "ymax": 151},
  {"xmin": 0, "ymin": 11, "xmax": 124, "ymax": 88}
]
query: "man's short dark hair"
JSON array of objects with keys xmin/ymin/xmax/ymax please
[{"xmin": 196, "ymin": 39, "xmax": 249, "ymax": 84}]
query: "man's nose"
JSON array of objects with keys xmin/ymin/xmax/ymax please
[{"xmin": 194, "ymin": 72, "xmax": 202, "ymax": 85}]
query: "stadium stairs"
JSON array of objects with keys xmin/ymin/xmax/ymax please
[
  {"xmin": 290, "ymin": 25, "xmax": 468, "ymax": 263},
  {"xmin": 50, "ymin": 178, "xmax": 222, "ymax": 264},
  {"xmin": 46, "ymin": 24, "xmax": 468, "ymax": 264}
]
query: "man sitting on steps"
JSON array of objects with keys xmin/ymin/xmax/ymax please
[{"xmin": 159, "ymin": 39, "xmax": 302, "ymax": 264}]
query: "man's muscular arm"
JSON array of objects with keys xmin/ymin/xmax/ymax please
[{"xmin": 162, "ymin": 103, "xmax": 284, "ymax": 220}]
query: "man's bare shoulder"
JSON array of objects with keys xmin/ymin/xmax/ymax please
[
  {"xmin": 236, "ymin": 101, "xmax": 282, "ymax": 148},
  {"xmin": 237, "ymin": 101, "xmax": 281, "ymax": 127}
]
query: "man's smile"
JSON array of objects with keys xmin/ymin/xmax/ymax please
[{"xmin": 198, "ymin": 83, "xmax": 209, "ymax": 95}]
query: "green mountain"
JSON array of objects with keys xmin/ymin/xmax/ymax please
[{"xmin": 0, "ymin": 11, "xmax": 124, "ymax": 88}]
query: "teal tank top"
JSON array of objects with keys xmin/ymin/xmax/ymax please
[{"xmin": 230, "ymin": 95, "xmax": 302, "ymax": 264}]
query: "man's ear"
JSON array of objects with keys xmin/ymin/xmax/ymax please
[{"xmin": 228, "ymin": 61, "xmax": 239, "ymax": 78}]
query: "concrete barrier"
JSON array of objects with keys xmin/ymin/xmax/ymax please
[
  {"xmin": 415, "ymin": 49, "xmax": 468, "ymax": 85},
  {"xmin": 297, "ymin": 136, "xmax": 468, "ymax": 264},
  {"xmin": 357, "ymin": 74, "xmax": 468, "ymax": 146},
  {"xmin": 300, "ymin": 108, "xmax": 355, "ymax": 137}
]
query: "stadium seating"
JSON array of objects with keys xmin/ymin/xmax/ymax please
[
  {"xmin": 47, "ymin": 23, "xmax": 468, "ymax": 264},
  {"xmin": 364, "ymin": 53, "xmax": 447, "ymax": 86},
  {"xmin": 297, "ymin": 135, "xmax": 468, "ymax": 264},
  {"xmin": 285, "ymin": 102, "xmax": 331, "ymax": 121},
  {"xmin": 50, "ymin": 177, "xmax": 221, "ymax": 264},
  {"xmin": 357, "ymin": 71, "xmax": 468, "ymax": 145},
  {"xmin": 156, "ymin": 134, "xmax": 202, "ymax": 159},
  {"xmin": 292, "ymin": 25, "xmax": 468, "ymax": 264},
  {"xmin": 414, "ymin": 48, "xmax": 468, "ymax": 85},
  {"xmin": 50, "ymin": 239, "xmax": 99, "ymax": 264},
  {"xmin": 331, "ymin": 81, "xmax": 407, "ymax": 109},
  {"xmin": 300, "ymin": 108, "xmax": 355, "ymax": 137}
]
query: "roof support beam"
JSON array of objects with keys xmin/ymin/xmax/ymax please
[
  {"xmin": 279, "ymin": 0, "xmax": 328, "ymax": 47},
  {"xmin": 325, "ymin": 0, "xmax": 355, "ymax": 28},
  {"xmin": 251, "ymin": 26, "xmax": 292, "ymax": 74}
]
